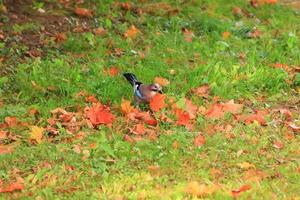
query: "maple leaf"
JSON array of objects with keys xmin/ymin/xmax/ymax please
[
  {"xmin": 194, "ymin": 134, "xmax": 206, "ymax": 147},
  {"xmin": 124, "ymin": 25, "xmax": 138, "ymax": 39},
  {"xmin": 193, "ymin": 84, "xmax": 210, "ymax": 98},
  {"xmin": 222, "ymin": 100, "xmax": 243, "ymax": 114},
  {"xmin": 121, "ymin": 99, "xmax": 134, "ymax": 115},
  {"xmin": 154, "ymin": 77, "xmax": 170, "ymax": 86},
  {"xmin": 231, "ymin": 185, "xmax": 251, "ymax": 197},
  {"xmin": 86, "ymin": 103, "xmax": 115, "ymax": 127},
  {"xmin": 132, "ymin": 123, "xmax": 146, "ymax": 135},
  {"xmin": 0, "ymin": 181, "xmax": 24, "ymax": 193},
  {"xmin": 74, "ymin": 7, "xmax": 93, "ymax": 17},
  {"xmin": 205, "ymin": 104, "xmax": 224, "ymax": 119},
  {"xmin": 185, "ymin": 99, "xmax": 198, "ymax": 119},
  {"xmin": 29, "ymin": 126, "xmax": 45, "ymax": 144},
  {"xmin": 244, "ymin": 113, "xmax": 266, "ymax": 125},
  {"xmin": 108, "ymin": 66, "xmax": 119, "ymax": 77},
  {"xmin": 150, "ymin": 93, "xmax": 166, "ymax": 112}
]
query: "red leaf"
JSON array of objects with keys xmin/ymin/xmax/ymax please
[
  {"xmin": 0, "ymin": 182, "xmax": 24, "ymax": 193},
  {"xmin": 176, "ymin": 110, "xmax": 190, "ymax": 126},
  {"xmin": 185, "ymin": 99, "xmax": 198, "ymax": 119},
  {"xmin": 231, "ymin": 185, "xmax": 251, "ymax": 197},
  {"xmin": 194, "ymin": 134, "xmax": 206, "ymax": 147},
  {"xmin": 194, "ymin": 84, "xmax": 210, "ymax": 98},
  {"xmin": 86, "ymin": 103, "xmax": 115, "ymax": 126},
  {"xmin": 74, "ymin": 7, "xmax": 93, "ymax": 17},
  {"xmin": 4, "ymin": 116, "xmax": 17, "ymax": 127},
  {"xmin": 206, "ymin": 104, "xmax": 224, "ymax": 119},
  {"xmin": 150, "ymin": 93, "xmax": 166, "ymax": 112}
]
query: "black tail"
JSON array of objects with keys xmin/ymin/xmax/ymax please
[{"xmin": 123, "ymin": 73, "xmax": 140, "ymax": 87}]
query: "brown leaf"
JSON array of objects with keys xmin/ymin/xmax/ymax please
[
  {"xmin": 0, "ymin": 145, "xmax": 14, "ymax": 155},
  {"xmin": 154, "ymin": 77, "xmax": 170, "ymax": 86},
  {"xmin": 194, "ymin": 134, "xmax": 206, "ymax": 147},
  {"xmin": 206, "ymin": 104, "xmax": 224, "ymax": 119},
  {"xmin": 74, "ymin": 7, "xmax": 93, "ymax": 17},
  {"xmin": 131, "ymin": 123, "xmax": 146, "ymax": 135},
  {"xmin": 185, "ymin": 181, "xmax": 216, "ymax": 197},
  {"xmin": 222, "ymin": 100, "xmax": 243, "ymax": 114},
  {"xmin": 150, "ymin": 93, "xmax": 166, "ymax": 112},
  {"xmin": 55, "ymin": 32, "xmax": 67, "ymax": 43},
  {"xmin": 93, "ymin": 27, "xmax": 106, "ymax": 36},
  {"xmin": 237, "ymin": 162, "xmax": 256, "ymax": 169}
]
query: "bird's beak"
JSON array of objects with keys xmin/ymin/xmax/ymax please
[{"xmin": 158, "ymin": 89, "xmax": 162, "ymax": 94}]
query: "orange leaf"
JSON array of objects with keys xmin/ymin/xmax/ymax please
[
  {"xmin": 232, "ymin": 185, "xmax": 251, "ymax": 197},
  {"xmin": 273, "ymin": 140, "xmax": 284, "ymax": 149},
  {"xmin": 0, "ymin": 182, "xmax": 24, "ymax": 193},
  {"xmin": 194, "ymin": 134, "xmax": 206, "ymax": 147},
  {"xmin": 86, "ymin": 103, "xmax": 115, "ymax": 126},
  {"xmin": 154, "ymin": 77, "xmax": 170, "ymax": 86},
  {"xmin": 150, "ymin": 93, "xmax": 166, "ymax": 112},
  {"xmin": 194, "ymin": 84, "xmax": 210, "ymax": 98},
  {"xmin": 0, "ymin": 145, "xmax": 14, "ymax": 155},
  {"xmin": 185, "ymin": 99, "xmax": 198, "ymax": 119},
  {"xmin": 222, "ymin": 100, "xmax": 243, "ymax": 114},
  {"xmin": 182, "ymin": 28, "xmax": 193, "ymax": 42},
  {"xmin": 74, "ymin": 7, "xmax": 93, "ymax": 17},
  {"xmin": 55, "ymin": 32, "xmax": 67, "ymax": 43},
  {"xmin": 93, "ymin": 27, "xmax": 106, "ymax": 36},
  {"xmin": 108, "ymin": 66, "xmax": 119, "ymax": 77},
  {"xmin": 206, "ymin": 104, "xmax": 224, "ymax": 119},
  {"xmin": 121, "ymin": 99, "xmax": 134, "ymax": 115},
  {"xmin": 132, "ymin": 123, "xmax": 146, "ymax": 135},
  {"xmin": 124, "ymin": 25, "xmax": 138, "ymax": 39},
  {"xmin": 222, "ymin": 31, "xmax": 230, "ymax": 39},
  {"xmin": 176, "ymin": 110, "xmax": 193, "ymax": 130},
  {"xmin": 244, "ymin": 113, "xmax": 266, "ymax": 125},
  {"xmin": 5, "ymin": 116, "xmax": 17, "ymax": 127},
  {"xmin": 85, "ymin": 95, "xmax": 99, "ymax": 103}
]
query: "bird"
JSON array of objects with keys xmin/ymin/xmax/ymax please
[{"xmin": 123, "ymin": 73, "xmax": 162, "ymax": 104}]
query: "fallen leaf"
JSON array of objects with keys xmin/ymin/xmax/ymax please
[
  {"xmin": 29, "ymin": 126, "xmax": 44, "ymax": 144},
  {"xmin": 0, "ymin": 130, "xmax": 6, "ymax": 140},
  {"xmin": 150, "ymin": 93, "xmax": 166, "ymax": 112},
  {"xmin": 182, "ymin": 28, "xmax": 193, "ymax": 42},
  {"xmin": 85, "ymin": 95, "xmax": 98, "ymax": 103},
  {"xmin": 108, "ymin": 66, "xmax": 119, "ymax": 77},
  {"xmin": 74, "ymin": 7, "xmax": 93, "ymax": 17},
  {"xmin": 0, "ymin": 145, "xmax": 14, "ymax": 155},
  {"xmin": 124, "ymin": 25, "xmax": 138, "ymax": 39},
  {"xmin": 132, "ymin": 123, "xmax": 146, "ymax": 135},
  {"xmin": 0, "ymin": 181, "xmax": 24, "ymax": 193},
  {"xmin": 185, "ymin": 99, "xmax": 198, "ymax": 119},
  {"xmin": 121, "ymin": 99, "xmax": 134, "ymax": 115},
  {"xmin": 237, "ymin": 162, "xmax": 256, "ymax": 169},
  {"xmin": 172, "ymin": 140, "xmax": 180, "ymax": 149},
  {"xmin": 86, "ymin": 103, "xmax": 115, "ymax": 127},
  {"xmin": 93, "ymin": 27, "xmax": 106, "ymax": 36},
  {"xmin": 55, "ymin": 32, "xmax": 67, "ymax": 43},
  {"xmin": 154, "ymin": 77, "xmax": 170, "ymax": 86},
  {"xmin": 194, "ymin": 84, "xmax": 210, "ymax": 98},
  {"xmin": 194, "ymin": 134, "xmax": 206, "ymax": 147},
  {"xmin": 222, "ymin": 100, "xmax": 243, "ymax": 114},
  {"xmin": 73, "ymin": 144, "xmax": 81, "ymax": 154},
  {"xmin": 273, "ymin": 140, "xmax": 284, "ymax": 149},
  {"xmin": 206, "ymin": 104, "xmax": 224, "ymax": 119},
  {"xmin": 232, "ymin": 185, "xmax": 251, "ymax": 197},
  {"xmin": 176, "ymin": 110, "xmax": 191, "ymax": 127},
  {"xmin": 244, "ymin": 113, "xmax": 266, "ymax": 125},
  {"xmin": 223, "ymin": 31, "xmax": 230, "ymax": 39},
  {"xmin": 185, "ymin": 181, "xmax": 216, "ymax": 197},
  {"xmin": 5, "ymin": 116, "xmax": 17, "ymax": 127},
  {"xmin": 248, "ymin": 28, "xmax": 262, "ymax": 38}
]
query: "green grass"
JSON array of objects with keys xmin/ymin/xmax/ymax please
[{"xmin": 0, "ymin": 0, "xmax": 300, "ymax": 199}]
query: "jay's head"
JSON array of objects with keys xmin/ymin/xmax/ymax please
[{"xmin": 149, "ymin": 83, "xmax": 162, "ymax": 94}]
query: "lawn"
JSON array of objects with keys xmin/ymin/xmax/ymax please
[{"xmin": 0, "ymin": 0, "xmax": 299, "ymax": 199}]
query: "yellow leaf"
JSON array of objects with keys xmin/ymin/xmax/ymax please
[
  {"xmin": 237, "ymin": 162, "xmax": 256, "ymax": 169},
  {"xmin": 185, "ymin": 181, "xmax": 216, "ymax": 197},
  {"xmin": 30, "ymin": 126, "xmax": 44, "ymax": 144},
  {"xmin": 154, "ymin": 77, "xmax": 170, "ymax": 86}
]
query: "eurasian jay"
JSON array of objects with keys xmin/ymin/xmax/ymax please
[{"xmin": 123, "ymin": 73, "xmax": 162, "ymax": 104}]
